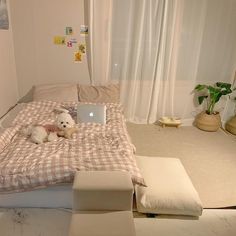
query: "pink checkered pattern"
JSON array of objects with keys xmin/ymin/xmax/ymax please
[{"xmin": 0, "ymin": 101, "xmax": 145, "ymax": 193}]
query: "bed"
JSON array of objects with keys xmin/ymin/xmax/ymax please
[
  {"xmin": 0, "ymin": 84, "xmax": 144, "ymax": 208},
  {"xmin": 0, "ymin": 103, "xmax": 74, "ymax": 208}
]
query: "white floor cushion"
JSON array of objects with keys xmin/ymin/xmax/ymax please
[{"xmin": 135, "ymin": 156, "xmax": 203, "ymax": 216}]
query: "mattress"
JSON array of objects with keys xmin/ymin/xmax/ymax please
[
  {"xmin": 0, "ymin": 185, "xmax": 72, "ymax": 208},
  {"xmin": 0, "ymin": 103, "xmax": 26, "ymax": 129},
  {"xmin": 0, "ymin": 102, "xmax": 143, "ymax": 207}
]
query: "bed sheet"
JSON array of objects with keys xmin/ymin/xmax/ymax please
[{"xmin": 0, "ymin": 101, "xmax": 144, "ymax": 193}]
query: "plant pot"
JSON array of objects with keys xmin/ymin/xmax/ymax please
[
  {"xmin": 225, "ymin": 115, "xmax": 236, "ymax": 135},
  {"xmin": 195, "ymin": 111, "xmax": 221, "ymax": 132}
]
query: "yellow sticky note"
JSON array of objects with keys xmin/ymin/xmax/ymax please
[
  {"xmin": 54, "ymin": 36, "xmax": 66, "ymax": 45},
  {"xmin": 74, "ymin": 51, "xmax": 82, "ymax": 63},
  {"xmin": 78, "ymin": 43, "xmax": 86, "ymax": 54}
]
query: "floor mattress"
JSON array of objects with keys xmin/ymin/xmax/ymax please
[
  {"xmin": 1, "ymin": 104, "xmax": 73, "ymax": 208},
  {"xmin": 0, "ymin": 185, "xmax": 72, "ymax": 208}
]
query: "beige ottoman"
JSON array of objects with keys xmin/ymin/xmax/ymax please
[
  {"xmin": 69, "ymin": 171, "xmax": 136, "ymax": 236},
  {"xmin": 73, "ymin": 171, "xmax": 134, "ymax": 211},
  {"xmin": 69, "ymin": 211, "xmax": 135, "ymax": 236}
]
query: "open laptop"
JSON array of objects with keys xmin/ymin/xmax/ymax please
[{"xmin": 77, "ymin": 104, "xmax": 106, "ymax": 124}]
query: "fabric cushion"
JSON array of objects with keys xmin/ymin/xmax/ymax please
[
  {"xmin": 0, "ymin": 104, "xmax": 25, "ymax": 128},
  {"xmin": 135, "ymin": 156, "xmax": 203, "ymax": 216},
  {"xmin": 78, "ymin": 84, "xmax": 120, "ymax": 103},
  {"xmin": 69, "ymin": 211, "xmax": 135, "ymax": 236},
  {"xmin": 33, "ymin": 83, "xmax": 78, "ymax": 102},
  {"xmin": 73, "ymin": 171, "xmax": 134, "ymax": 211}
]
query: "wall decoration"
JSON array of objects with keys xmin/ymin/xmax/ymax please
[
  {"xmin": 78, "ymin": 43, "xmax": 86, "ymax": 54},
  {"xmin": 65, "ymin": 26, "xmax": 73, "ymax": 35},
  {"xmin": 53, "ymin": 27, "xmax": 86, "ymax": 64},
  {"xmin": 70, "ymin": 38, "xmax": 77, "ymax": 44},
  {"xmin": 67, "ymin": 41, "xmax": 73, "ymax": 47},
  {"xmin": 74, "ymin": 51, "xmax": 82, "ymax": 63},
  {"xmin": 0, "ymin": 0, "xmax": 9, "ymax": 30},
  {"xmin": 53, "ymin": 36, "xmax": 66, "ymax": 45},
  {"xmin": 80, "ymin": 25, "xmax": 88, "ymax": 36}
]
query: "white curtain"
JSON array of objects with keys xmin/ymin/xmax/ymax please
[
  {"xmin": 84, "ymin": 0, "xmax": 111, "ymax": 85},
  {"xmin": 86, "ymin": 0, "xmax": 236, "ymax": 124},
  {"xmin": 108, "ymin": 0, "xmax": 184, "ymax": 123}
]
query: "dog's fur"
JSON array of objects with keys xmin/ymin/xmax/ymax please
[{"xmin": 22, "ymin": 112, "xmax": 76, "ymax": 144}]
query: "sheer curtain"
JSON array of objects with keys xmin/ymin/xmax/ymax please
[
  {"xmin": 84, "ymin": 0, "xmax": 112, "ymax": 85},
  {"xmin": 108, "ymin": 0, "xmax": 184, "ymax": 123},
  {"xmin": 86, "ymin": 0, "xmax": 236, "ymax": 124}
]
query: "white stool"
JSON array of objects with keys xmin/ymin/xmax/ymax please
[
  {"xmin": 73, "ymin": 171, "xmax": 134, "ymax": 211},
  {"xmin": 69, "ymin": 211, "xmax": 135, "ymax": 236},
  {"xmin": 69, "ymin": 171, "xmax": 136, "ymax": 236}
]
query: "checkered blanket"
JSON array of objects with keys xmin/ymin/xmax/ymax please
[{"xmin": 0, "ymin": 101, "xmax": 145, "ymax": 193}]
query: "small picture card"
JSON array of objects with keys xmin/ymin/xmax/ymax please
[
  {"xmin": 78, "ymin": 43, "xmax": 86, "ymax": 54},
  {"xmin": 0, "ymin": 0, "xmax": 9, "ymax": 30},
  {"xmin": 65, "ymin": 27, "xmax": 73, "ymax": 35},
  {"xmin": 67, "ymin": 41, "xmax": 73, "ymax": 47},
  {"xmin": 54, "ymin": 36, "xmax": 66, "ymax": 45},
  {"xmin": 80, "ymin": 25, "xmax": 88, "ymax": 36},
  {"xmin": 70, "ymin": 38, "xmax": 77, "ymax": 44},
  {"xmin": 74, "ymin": 51, "xmax": 82, "ymax": 63}
]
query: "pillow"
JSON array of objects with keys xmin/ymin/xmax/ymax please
[
  {"xmin": 0, "ymin": 103, "xmax": 25, "ymax": 128},
  {"xmin": 135, "ymin": 156, "xmax": 203, "ymax": 216},
  {"xmin": 78, "ymin": 84, "xmax": 120, "ymax": 103},
  {"xmin": 33, "ymin": 83, "xmax": 78, "ymax": 102}
]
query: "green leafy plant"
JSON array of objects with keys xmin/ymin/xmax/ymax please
[{"xmin": 195, "ymin": 82, "xmax": 235, "ymax": 115}]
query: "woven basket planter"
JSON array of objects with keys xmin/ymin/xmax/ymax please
[
  {"xmin": 195, "ymin": 111, "xmax": 221, "ymax": 132},
  {"xmin": 225, "ymin": 116, "xmax": 236, "ymax": 135}
]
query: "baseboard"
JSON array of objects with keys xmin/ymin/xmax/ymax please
[{"xmin": 181, "ymin": 118, "xmax": 194, "ymax": 126}]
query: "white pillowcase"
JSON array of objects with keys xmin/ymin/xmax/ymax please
[
  {"xmin": 135, "ymin": 156, "xmax": 203, "ymax": 216},
  {"xmin": 33, "ymin": 83, "xmax": 78, "ymax": 102}
]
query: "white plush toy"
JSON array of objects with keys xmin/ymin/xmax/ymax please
[{"xmin": 23, "ymin": 112, "xmax": 76, "ymax": 144}]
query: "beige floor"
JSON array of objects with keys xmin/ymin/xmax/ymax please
[
  {"xmin": 127, "ymin": 123, "xmax": 236, "ymax": 208},
  {"xmin": 1, "ymin": 124, "xmax": 236, "ymax": 235},
  {"xmin": 0, "ymin": 208, "xmax": 236, "ymax": 236}
]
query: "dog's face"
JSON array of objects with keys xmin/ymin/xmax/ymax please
[{"xmin": 56, "ymin": 113, "xmax": 75, "ymax": 130}]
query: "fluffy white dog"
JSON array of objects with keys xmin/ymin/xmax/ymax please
[{"xmin": 23, "ymin": 112, "xmax": 76, "ymax": 144}]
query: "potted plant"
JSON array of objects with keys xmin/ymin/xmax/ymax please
[
  {"xmin": 194, "ymin": 82, "xmax": 235, "ymax": 131},
  {"xmin": 225, "ymin": 97, "xmax": 236, "ymax": 135}
]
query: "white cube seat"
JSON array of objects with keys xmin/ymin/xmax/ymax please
[
  {"xmin": 69, "ymin": 211, "xmax": 136, "ymax": 236},
  {"xmin": 73, "ymin": 171, "xmax": 134, "ymax": 211}
]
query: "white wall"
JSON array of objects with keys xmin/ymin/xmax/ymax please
[
  {"xmin": 7, "ymin": 0, "xmax": 236, "ymax": 124},
  {"xmin": 0, "ymin": 0, "xmax": 18, "ymax": 117},
  {"xmin": 10, "ymin": 0, "xmax": 90, "ymax": 98}
]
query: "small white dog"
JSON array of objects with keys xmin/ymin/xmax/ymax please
[{"xmin": 23, "ymin": 112, "xmax": 76, "ymax": 144}]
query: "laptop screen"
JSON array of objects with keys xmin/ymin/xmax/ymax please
[{"xmin": 77, "ymin": 104, "xmax": 106, "ymax": 124}]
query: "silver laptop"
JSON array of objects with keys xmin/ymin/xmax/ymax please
[{"xmin": 77, "ymin": 104, "xmax": 106, "ymax": 124}]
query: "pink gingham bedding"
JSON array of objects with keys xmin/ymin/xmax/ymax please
[{"xmin": 0, "ymin": 101, "xmax": 145, "ymax": 193}]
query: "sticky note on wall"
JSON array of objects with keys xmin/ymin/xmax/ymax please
[
  {"xmin": 54, "ymin": 36, "xmax": 66, "ymax": 45},
  {"xmin": 80, "ymin": 25, "xmax": 88, "ymax": 36},
  {"xmin": 65, "ymin": 27, "xmax": 73, "ymax": 35},
  {"xmin": 74, "ymin": 51, "xmax": 82, "ymax": 63},
  {"xmin": 78, "ymin": 43, "xmax": 86, "ymax": 54}
]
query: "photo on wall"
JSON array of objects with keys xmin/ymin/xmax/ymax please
[{"xmin": 0, "ymin": 0, "xmax": 9, "ymax": 30}]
